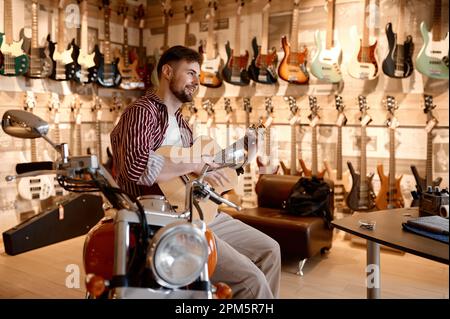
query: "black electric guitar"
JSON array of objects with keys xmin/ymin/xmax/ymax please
[
  {"xmin": 257, "ymin": 97, "xmax": 279, "ymax": 174},
  {"xmin": 248, "ymin": 0, "xmax": 278, "ymax": 84},
  {"xmin": 382, "ymin": 0, "xmax": 414, "ymax": 78},
  {"xmin": 280, "ymin": 96, "xmax": 301, "ymax": 175},
  {"xmin": 346, "ymin": 95, "xmax": 376, "ymax": 212},
  {"xmin": 96, "ymin": 0, "xmax": 121, "ymax": 88},
  {"xmin": 26, "ymin": 0, "xmax": 53, "ymax": 78},
  {"xmin": 299, "ymin": 96, "xmax": 327, "ymax": 178},
  {"xmin": 410, "ymin": 95, "xmax": 442, "ymax": 206},
  {"xmin": 222, "ymin": 0, "xmax": 250, "ymax": 86},
  {"xmin": 47, "ymin": 0, "xmax": 77, "ymax": 81},
  {"xmin": 0, "ymin": 0, "xmax": 29, "ymax": 76}
]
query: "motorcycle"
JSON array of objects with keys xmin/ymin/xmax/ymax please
[{"xmin": 2, "ymin": 109, "xmax": 260, "ymax": 299}]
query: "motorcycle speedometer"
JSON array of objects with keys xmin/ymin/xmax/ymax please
[{"xmin": 147, "ymin": 221, "xmax": 208, "ymax": 289}]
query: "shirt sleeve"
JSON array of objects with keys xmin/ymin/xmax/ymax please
[{"xmin": 137, "ymin": 151, "xmax": 165, "ymax": 186}]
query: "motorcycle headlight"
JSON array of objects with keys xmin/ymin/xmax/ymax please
[{"xmin": 147, "ymin": 221, "xmax": 208, "ymax": 288}]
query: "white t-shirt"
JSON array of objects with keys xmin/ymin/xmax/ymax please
[{"xmin": 161, "ymin": 114, "xmax": 183, "ymax": 146}]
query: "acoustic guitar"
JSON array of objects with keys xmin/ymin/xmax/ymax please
[{"xmin": 375, "ymin": 96, "xmax": 404, "ymax": 210}]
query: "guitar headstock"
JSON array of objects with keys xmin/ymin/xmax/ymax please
[
  {"xmin": 224, "ymin": 97, "xmax": 233, "ymax": 115},
  {"xmin": 384, "ymin": 95, "xmax": 399, "ymax": 129},
  {"xmin": 334, "ymin": 95, "xmax": 347, "ymax": 127},
  {"xmin": 202, "ymin": 99, "xmax": 215, "ymax": 128},
  {"xmin": 243, "ymin": 97, "xmax": 252, "ymax": 114},
  {"xmin": 136, "ymin": 4, "xmax": 146, "ymax": 29},
  {"xmin": 111, "ymin": 92, "xmax": 124, "ymax": 113},
  {"xmin": 263, "ymin": 0, "xmax": 272, "ymax": 12},
  {"xmin": 24, "ymin": 91, "xmax": 36, "ymax": 112},
  {"xmin": 100, "ymin": 0, "xmax": 111, "ymax": 13},
  {"xmin": 264, "ymin": 97, "xmax": 274, "ymax": 115},
  {"xmin": 308, "ymin": 96, "xmax": 319, "ymax": 119},
  {"xmin": 184, "ymin": 0, "xmax": 194, "ymax": 23},
  {"xmin": 286, "ymin": 96, "xmax": 298, "ymax": 117},
  {"xmin": 118, "ymin": 0, "xmax": 129, "ymax": 26},
  {"xmin": 423, "ymin": 94, "xmax": 438, "ymax": 129},
  {"xmin": 162, "ymin": 0, "xmax": 173, "ymax": 18},
  {"xmin": 358, "ymin": 95, "xmax": 372, "ymax": 126},
  {"xmin": 48, "ymin": 92, "xmax": 61, "ymax": 112},
  {"xmin": 236, "ymin": 0, "xmax": 245, "ymax": 15}
]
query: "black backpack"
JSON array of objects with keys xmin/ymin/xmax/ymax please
[{"xmin": 282, "ymin": 177, "xmax": 334, "ymax": 229}]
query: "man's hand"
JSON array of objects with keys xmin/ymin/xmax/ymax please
[{"xmin": 193, "ymin": 155, "xmax": 231, "ymax": 188}]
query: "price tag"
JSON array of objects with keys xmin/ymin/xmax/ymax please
[
  {"xmin": 264, "ymin": 116, "xmax": 273, "ymax": 128},
  {"xmin": 425, "ymin": 118, "xmax": 437, "ymax": 133},
  {"xmin": 54, "ymin": 112, "xmax": 60, "ymax": 124},
  {"xmin": 388, "ymin": 117, "xmax": 399, "ymax": 129},
  {"xmin": 289, "ymin": 116, "xmax": 298, "ymax": 126},
  {"xmin": 310, "ymin": 116, "xmax": 319, "ymax": 127},
  {"xmin": 97, "ymin": 110, "xmax": 103, "ymax": 121},
  {"xmin": 336, "ymin": 113, "xmax": 346, "ymax": 127},
  {"xmin": 76, "ymin": 113, "xmax": 82, "ymax": 125},
  {"xmin": 206, "ymin": 117, "xmax": 213, "ymax": 128},
  {"xmin": 58, "ymin": 204, "xmax": 64, "ymax": 220},
  {"xmin": 361, "ymin": 114, "xmax": 372, "ymax": 126}
]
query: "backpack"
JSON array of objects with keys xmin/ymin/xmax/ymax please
[{"xmin": 282, "ymin": 177, "xmax": 334, "ymax": 229}]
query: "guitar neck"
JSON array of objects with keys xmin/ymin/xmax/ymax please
[
  {"xmin": 163, "ymin": 14, "xmax": 170, "ymax": 50},
  {"xmin": 261, "ymin": 5, "xmax": 270, "ymax": 54},
  {"xmin": 103, "ymin": 8, "xmax": 112, "ymax": 64},
  {"xmin": 31, "ymin": 0, "xmax": 39, "ymax": 49},
  {"xmin": 4, "ymin": 0, "xmax": 13, "ymax": 43},
  {"xmin": 311, "ymin": 125, "xmax": 318, "ymax": 175},
  {"xmin": 290, "ymin": 123, "xmax": 297, "ymax": 174},
  {"xmin": 426, "ymin": 130, "xmax": 433, "ymax": 186},
  {"xmin": 96, "ymin": 118, "xmax": 102, "ymax": 163},
  {"xmin": 80, "ymin": 0, "xmax": 88, "ymax": 54},
  {"xmin": 361, "ymin": 0, "xmax": 370, "ymax": 47},
  {"xmin": 325, "ymin": 0, "xmax": 335, "ymax": 49},
  {"xmin": 360, "ymin": 125, "xmax": 367, "ymax": 183},
  {"xmin": 235, "ymin": 13, "xmax": 241, "ymax": 55},
  {"xmin": 336, "ymin": 126, "xmax": 343, "ymax": 180},
  {"xmin": 290, "ymin": 7, "xmax": 299, "ymax": 51},
  {"xmin": 184, "ymin": 22, "xmax": 190, "ymax": 47},
  {"xmin": 123, "ymin": 27, "xmax": 129, "ymax": 67},
  {"xmin": 206, "ymin": 10, "xmax": 215, "ymax": 60},
  {"xmin": 432, "ymin": 0, "xmax": 442, "ymax": 41},
  {"xmin": 389, "ymin": 128, "xmax": 396, "ymax": 190},
  {"xmin": 396, "ymin": 0, "xmax": 406, "ymax": 43},
  {"xmin": 57, "ymin": 5, "xmax": 65, "ymax": 53}
]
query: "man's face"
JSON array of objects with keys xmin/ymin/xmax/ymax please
[{"xmin": 168, "ymin": 60, "xmax": 200, "ymax": 103}]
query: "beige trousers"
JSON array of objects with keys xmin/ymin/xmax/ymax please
[{"xmin": 209, "ymin": 212, "xmax": 281, "ymax": 299}]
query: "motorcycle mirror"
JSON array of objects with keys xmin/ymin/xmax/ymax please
[{"xmin": 2, "ymin": 110, "xmax": 49, "ymax": 139}]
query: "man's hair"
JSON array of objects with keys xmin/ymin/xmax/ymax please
[{"xmin": 157, "ymin": 45, "xmax": 202, "ymax": 79}]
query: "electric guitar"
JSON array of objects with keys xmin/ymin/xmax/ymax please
[
  {"xmin": 416, "ymin": 0, "xmax": 449, "ymax": 79},
  {"xmin": 278, "ymin": 0, "xmax": 309, "ymax": 84},
  {"xmin": 0, "ymin": 0, "xmax": 29, "ymax": 76},
  {"xmin": 280, "ymin": 96, "xmax": 301, "ymax": 175},
  {"xmin": 115, "ymin": 3, "xmax": 144, "ymax": 90},
  {"xmin": 90, "ymin": 95, "xmax": 104, "ymax": 163},
  {"xmin": 324, "ymin": 95, "xmax": 351, "ymax": 212},
  {"xmin": 256, "ymin": 97, "xmax": 279, "ymax": 175},
  {"xmin": 224, "ymin": 98, "xmax": 234, "ymax": 148},
  {"xmin": 248, "ymin": 0, "xmax": 278, "ymax": 84},
  {"xmin": 25, "ymin": 0, "xmax": 53, "ymax": 78},
  {"xmin": 346, "ymin": 95, "xmax": 376, "ymax": 212},
  {"xmin": 222, "ymin": 0, "xmax": 250, "ymax": 86},
  {"xmin": 299, "ymin": 96, "xmax": 327, "ymax": 178},
  {"xmin": 70, "ymin": 94, "xmax": 83, "ymax": 156},
  {"xmin": 73, "ymin": 0, "xmax": 99, "ymax": 84},
  {"xmin": 310, "ymin": 0, "xmax": 342, "ymax": 83},
  {"xmin": 47, "ymin": 0, "xmax": 77, "ymax": 81},
  {"xmin": 347, "ymin": 0, "xmax": 379, "ymax": 80},
  {"xmin": 187, "ymin": 101, "xmax": 199, "ymax": 136},
  {"xmin": 410, "ymin": 95, "xmax": 442, "ymax": 205},
  {"xmin": 382, "ymin": 0, "xmax": 414, "ymax": 78},
  {"xmin": 375, "ymin": 96, "xmax": 404, "ymax": 210},
  {"xmin": 96, "ymin": 0, "xmax": 121, "ymax": 88},
  {"xmin": 199, "ymin": 0, "xmax": 223, "ymax": 88},
  {"xmin": 241, "ymin": 98, "xmax": 257, "ymax": 206},
  {"xmin": 184, "ymin": 0, "xmax": 197, "ymax": 48}
]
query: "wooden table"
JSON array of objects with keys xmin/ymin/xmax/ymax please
[{"xmin": 332, "ymin": 207, "xmax": 449, "ymax": 299}]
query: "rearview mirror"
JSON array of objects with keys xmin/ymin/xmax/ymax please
[{"xmin": 2, "ymin": 110, "xmax": 49, "ymax": 139}]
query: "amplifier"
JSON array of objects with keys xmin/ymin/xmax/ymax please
[
  {"xmin": 419, "ymin": 187, "xmax": 449, "ymax": 218},
  {"xmin": 2, "ymin": 193, "xmax": 104, "ymax": 255}
]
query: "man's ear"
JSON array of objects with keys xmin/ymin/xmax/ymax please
[{"xmin": 161, "ymin": 64, "xmax": 173, "ymax": 80}]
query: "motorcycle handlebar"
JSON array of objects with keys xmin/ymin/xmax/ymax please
[{"xmin": 15, "ymin": 161, "xmax": 54, "ymax": 174}]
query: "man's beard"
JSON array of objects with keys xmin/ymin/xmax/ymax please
[{"xmin": 169, "ymin": 78, "xmax": 196, "ymax": 103}]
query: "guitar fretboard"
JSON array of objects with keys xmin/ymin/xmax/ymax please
[
  {"xmin": 432, "ymin": 0, "xmax": 442, "ymax": 41},
  {"xmin": 103, "ymin": 7, "xmax": 112, "ymax": 64},
  {"xmin": 325, "ymin": 0, "xmax": 336, "ymax": 49},
  {"xmin": 336, "ymin": 125, "xmax": 343, "ymax": 180},
  {"xmin": 311, "ymin": 125, "xmax": 318, "ymax": 176},
  {"xmin": 4, "ymin": 0, "xmax": 13, "ymax": 43}
]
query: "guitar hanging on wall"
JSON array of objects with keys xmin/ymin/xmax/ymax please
[
  {"xmin": 256, "ymin": 97, "xmax": 279, "ymax": 175},
  {"xmin": 222, "ymin": 0, "xmax": 250, "ymax": 86},
  {"xmin": 415, "ymin": 0, "xmax": 449, "ymax": 79},
  {"xmin": 278, "ymin": 0, "xmax": 309, "ymax": 84},
  {"xmin": 96, "ymin": 0, "xmax": 121, "ymax": 88},
  {"xmin": 310, "ymin": 0, "xmax": 342, "ymax": 83},
  {"xmin": 0, "ymin": 0, "xmax": 29, "ymax": 76},
  {"xmin": 199, "ymin": 0, "xmax": 223, "ymax": 88},
  {"xmin": 248, "ymin": 0, "xmax": 278, "ymax": 84},
  {"xmin": 280, "ymin": 96, "xmax": 301, "ymax": 175},
  {"xmin": 184, "ymin": 0, "xmax": 197, "ymax": 48},
  {"xmin": 381, "ymin": 0, "xmax": 414, "ymax": 78},
  {"xmin": 375, "ymin": 96, "xmax": 404, "ymax": 210},
  {"xmin": 346, "ymin": 95, "xmax": 376, "ymax": 212},
  {"xmin": 347, "ymin": 0, "xmax": 379, "ymax": 80}
]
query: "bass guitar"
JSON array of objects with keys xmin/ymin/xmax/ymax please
[
  {"xmin": 222, "ymin": 0, "xmax": 250, "ymax": 86},
  {"xmin": 375, "ymin": 96, "xmax": 404, "ymax": 210},
  {"xmin": 347, "ymin": 0, "xmax": 379, "ymax": 80},
  {"xmin": 278, "ymin": 0, "xmax": 309, "ymax": 84},
  {"xmin": 96, "ymin": 0, "xmax": 121, "ymax": 88},
  {"xmin": 199, "ymin": 0, "xmax": 223, "ymax": 88},
  {"xmin": 280, "ymin": 96, "xmax": 301, "ymax": 175},
  {"xmin": 0, "ymin": 0, "xmax": 29, "ymax": 76},
  {"xmin": 410, "ymin": 95, "xmax": 442, "ymax": 205},
  {"xmin": 310, "ymin": 0, "xmax": 342, "ymax": 83},
  {"xmin": 346, "ymin": 95, "xmax": 376, "ymax": 212},
  {"xmin": 248, "ymin": 0, "xmax": 278, "ymax": 84},
  {"xmin": 382, "ymin": 0, "xmax": 414, "ymax": 78},
  {"xmin": 416, "ymin": 0, "xmax": 449, "ymax": 79},
  {"xmin": 299, "ymin": 96, "xmax": 327, "ymax": 178}
]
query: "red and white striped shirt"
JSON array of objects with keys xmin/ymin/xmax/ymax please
[{"xmin": 110, "ymin": 91, "xmax": 193, "ymax": 198}]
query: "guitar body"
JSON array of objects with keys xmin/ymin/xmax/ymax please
[
  {"xmin": 200, "ymin": 51, "xmax": 223, "ymax": 88},
  {"xmin": 375, "ymin": 164, "xmax": 404, "ymax": 210},
  {"xmin": 346, "ymin": 161, "xmax": 376, "ymax": 211},
  {"xmin": 279, "ymin": 160, "xmax": 302, "ymax": 176},
  {"xmin": 299, "ymin": 159, "xmax": 327, "ymax": 179},
  {"xmin": 26, "ymin": 46, "xmax": 53, "ymax": 79},
  {"xmin": 326, "ymin": 168, "xmax": 351, "ymax": 193},
  {"xmin": 248, "ymin": 37, "xmax": 278, "ymax": 84},
  {"xmin": 416, "ymin": 22, "xmax": 449, "ymax": 79},
  {"xmin": 117, "ymin": 55, "xmax": 144, "ymax": 90},
  {"xmin": 155, "ymin": 136, "xmax": 238, "ymax": 224},
  {"xmin": 410, "ymin": 165, "xmax": 442, "ymax": 193},
  {"xmin": 0, "ymin": 34, "xmax": 29, "ymax": 76},
  {"xmin": 347, "ymin": 28, "xmax": 379, "ymax": 80},
  {"xmin": 72, "ymin": 42, "xmax": 99, "ymax": 84},
  {"xmin": 96, "ymin": 46, "xmax": 122, "ymax": 88},
  {"xmin": 382, "ymin": 23, "xmax": 414, "ymax": 78},
  {"xmin": 222, "ymin": 41, "xmax": 250, "ymax": 86},
  {"xmin": 310, "ymin": 30, "xmax": 342, "ymax": 83},
  {"xmin": 47, "ymin": 36, "xmax": 77, "ymax": 81},
  {"xmin": 278, "ymin": 36, "xmax": 309, "ymax": 84},
  {"xmin": 256, "ymin": 156, "xmax": 279, "ymax": 175}
]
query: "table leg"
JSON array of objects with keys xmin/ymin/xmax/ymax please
[{"xmin": 366, "ymin": 240, "xmax": 380, "ymax": 299}]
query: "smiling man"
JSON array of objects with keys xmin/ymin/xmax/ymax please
[{"xmin": 110, "ymin": 45, "xmax": 281, "ymax": 299}]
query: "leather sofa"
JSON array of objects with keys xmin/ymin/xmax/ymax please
[{"xmin": 221, "ymin": 174, "xmax": 334, "ymax": 276}]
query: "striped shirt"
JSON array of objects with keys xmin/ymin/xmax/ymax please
[{"xmin": 110, "ymin": 91, "xmax": 193, "ymax": 198}]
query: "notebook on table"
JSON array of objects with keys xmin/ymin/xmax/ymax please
[{"xmin": 402, "ymin": 215, "xmax": 449, "ymax": 244}]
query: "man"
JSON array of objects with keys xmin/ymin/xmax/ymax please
[{"xmin": 110, "ymin": 45, "xmax": 281, "ymax": 299}]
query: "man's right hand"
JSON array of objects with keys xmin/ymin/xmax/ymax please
[{"xmin": 193, "ymin": 155, "xmax": 230, "ymax": 188}]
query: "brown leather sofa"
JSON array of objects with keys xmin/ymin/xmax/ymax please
[{"xmin": 221, "ymin": 174, "xmax": 334, "ymax": 276}]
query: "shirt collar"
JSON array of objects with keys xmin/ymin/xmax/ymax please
[{"xmin": 146, "ymin": 89, "xmax": 182, "ymax": 117}]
